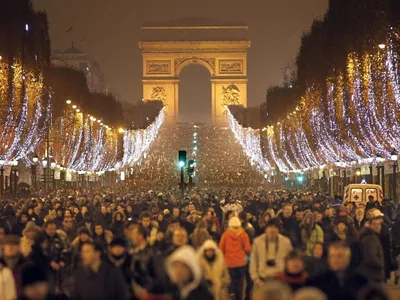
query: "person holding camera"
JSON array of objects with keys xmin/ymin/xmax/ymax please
[{"xmin": 249, "ymin": 218, "xmax": 293, "ymax": 293}]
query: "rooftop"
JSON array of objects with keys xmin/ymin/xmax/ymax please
[
  {"xmin": 142, "ymin": 17, "xmax": 248, "ymax": 29},
  {"xmin": 63, "ymin": 42, "xmax": 84, "ymax": 54}
]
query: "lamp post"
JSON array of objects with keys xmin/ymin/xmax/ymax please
[
  {"xmin": 355, "ymin": 168, "xmax": 361, "ymax": 183},
  {"xmin": 318, "ymin": 165, "xmax": 325, "ymax": 192},
  {"xmin": 11, "ymin": 160, "xmax": 18, "ymax": 198},
  {"xmin": 367, "ymin": 157, "xmax": 374, "ymax": 184},
  {"xmin": 32, "ymin": 153, "xmax": 38, "ymax": 190},
  {"xmin": 42, "ymin": 157, "xmax": 48, "ymax": 191},
  {"xmin": 391, "ymin": 149, "xmax": 398, "ymax": 207},
  {"xmin": 60, "ymin": 165, "xmax": 65, "ymax": 187},
  {"xmin": 376, "ymin": 154, "xmax": 385, "ymax": 192},
  {"xmin": 0, "ymin": 158, "xmax": 5, "ymax": 199},
  {"xmin": 50, "ymin": 161, "xmax": 56, "ymax": 190}
]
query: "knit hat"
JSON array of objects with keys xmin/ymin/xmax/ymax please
[
  {"xmin": 228, "ymin": 216, "xmax": 241, "ymax": 228},
  {"xmin": 21, "ymin": 265, "xmax": 47, "ymax": 287},
  {"xmin": 110, "ymin": 237, "xmax": 127, "ymax": 248},
  {"xmin": 22, "ymin": 221, "xmax": 40, "ymax": 236}
]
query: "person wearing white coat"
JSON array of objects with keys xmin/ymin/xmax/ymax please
[
  {"xmin": 250, "ymin": 219, "xmax": 293, "ymax": 288},
  {"xmin": 197, "ymin": 239, "xmax": 231, "ymax": 300},
  {"xmin": 0, "ymin": 263, "xmax": 16, "ymax": 300}
]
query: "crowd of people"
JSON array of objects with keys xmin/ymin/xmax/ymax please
[
  {"xmin": 0, "ymin": 186, "xmax": 396, "ymax": 300},
  {"xmin": 0, "ymin": 124, "xmax": 397, "ymax": 300},
  {"xmin": 127, "ymin": 125, "xmax": 195, "ymax": 188},
  {"xmin": 127, "ymin": 124, "xmax": 267, "ymax": 190},
  {"xmin": 195, "ymin": 125, "xmax": 266, "ymax": 187}
]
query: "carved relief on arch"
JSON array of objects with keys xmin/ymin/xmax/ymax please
[{"xmin": 174, "ymin": 57, "xmax": 216, "ymax": 76}]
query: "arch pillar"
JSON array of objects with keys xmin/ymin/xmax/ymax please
[
  {"xmin": 211, "ymin": 78, "xmax": 248, "ymax": 125},
  {"xmin": 143, "ymin": 79, "xmax": 179, "ymax": 124}
]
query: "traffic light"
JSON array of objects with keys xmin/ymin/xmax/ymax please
[
  {"xmin": 188, "ymin": 159, "xmax": 195, "ymax": 177},
  {"xmin": 178, "ymin": 150, "xmax": 187, "ymax": 168},
  {"xmin": 297, "ymin": 175, "xmax": 304, "ymax": 183}
]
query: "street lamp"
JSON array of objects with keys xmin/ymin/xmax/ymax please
[
  {"xmin": 378, "ymin": 44, "xmax": 386, "ymax": 49},
  {"xmin": 11, "ymin": 160, "xmax": 18, "ymax": 198},
  {"xmin": 376, "ymin": 154, "xmax": 385, "ymax": 194},
  {"xmin": 66, "ymin": 100, "xmax": 71, "ymax": 105},
  {"xmin": 367, "ymin": 157, "xmax": 374, "ymax": 184},
  {"xmin": 391, "ymin": 149, "xmax": 398, "ymax": 207},
  {"xmin": 118, "ymin": 128, "xmax": 125, "ymax": 134},
  {"xmin": 0, "ymin": 158, "xmax": 5, "ymax": 199},
  {"xmin": 31, "ymin": 153, "xmax": 39, "ymax": 189},
  {"xmin": 42, "ymin": 157, "xmax": 48, "ymax": 191},
  {"xmin": 50, "ymin": 161, "xmax": 56, "ymax": 190}
]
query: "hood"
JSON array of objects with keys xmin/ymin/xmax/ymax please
[
  {"xmin": 197, "ymin": 239, "xmax": 224, "ymax": 262},
  {"xmin": 112, "ymin": 211, "xmax": 126, "ymax": 223},
  {"xmin": 200, "ymin": 239, "xmax": 218, "ymax": 251},
  {"xmin": 166, "ymin": 245, "xmax": 202, "ymax": 299}
]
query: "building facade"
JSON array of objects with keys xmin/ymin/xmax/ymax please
[{"xmin": 51, "ymin": 43, "xmax": 107, "ymax": 94}]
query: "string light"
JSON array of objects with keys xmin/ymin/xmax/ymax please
[{"xmin": 228, "ymin": 35, "xmax": 400, "ymax": 173}]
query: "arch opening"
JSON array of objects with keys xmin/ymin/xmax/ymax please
[{"xmin": 178, "ymin": 64, "xmax": 211, "ymax": 123}]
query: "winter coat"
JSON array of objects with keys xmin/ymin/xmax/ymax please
[
  {"xmin": 0, "ymin": 255, "xmax": 27, "ymax": 297},
  {"xmin": 353, "ymin": 217, "xmax": 367, "ymax": 232},
  {"xmin": 106, "ymin": 253, "xmax": 132, "ymax": 291},
  {"xmin": 72, "ymin": 262, "xmax": 128, "ymax": 300},
  {"xmin": 308, "ymin": 270, "xmax": 368, "ymax": 300},
  {"xmin": 249, "ymin": 233, "xmax": 293, "ymax": 281},
  {"xmin": 276, "ymin": 270, "xmax": 308, "ymax": 291},
  {"xmin": 391, "ymin": 217, "xmax": 400, "ymax": 256},
  {"xmin": 27, "ymin": 245, "xmax": 52, "ymax": 278},
  {"xmin": 46, "ymin": 232, "xmax": 66, "ymax": 263},
  {"xmin": 301, "ymin": 225, "xmax": 324, "ymax": 256},
  {"xmin": 12, "ymin": 221, "xmax": 27, "ymax": 237},
  {"xmin": 0, "ymin": 264, "xmax": 16, "ymax": 300},
  {"xmin": 109, "ymin": 212, "xmax": 126, "ymax": 237},
  {"xmin": 357, "ymin": 227, "xmax": 385, "ymax": 282},
  {"xmin": 219, "ymin": 227, "xmax": 251, "ymax": 268},
  {"xmin": 197, "ymin": 240, "xmax": 231, "ymax": 300},
  {"xmin": 96, "ymin": 212, "xmax": 112, "ymax": 229},
  {"xmin": 279, "ymin": 216, "xmax": 302, "ymax": 248},
  {"xmin": 304, "ymin": 256, "xmax": 328, "ymax": 277},
  {"xmin": 131, "ymin": 244, "xmax": 166, "ymax": 293},
  {"xmin": 166, "ymin": 245, "xmax": 213, "ymax": 300},
  {"xmin": 380, "ymin": 221, "xmax": 397, "ymax": 280}
]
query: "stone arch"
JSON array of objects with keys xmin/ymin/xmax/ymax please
[
  {"xmin": 175, "ymin": 57, "xmax": 215, "ymax": 77},
  {"xmin": 139, "ymin": 21, "xmax": 250, "ymax": 125}
]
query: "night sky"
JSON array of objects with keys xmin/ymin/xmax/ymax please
[{"xmin": 32, "ymin": 0, "xmax": 328, "ymax": 121}]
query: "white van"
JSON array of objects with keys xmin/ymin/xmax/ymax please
[{"xmin": 342, "ymin": 184, "xmax": 384, "ymax": 206}]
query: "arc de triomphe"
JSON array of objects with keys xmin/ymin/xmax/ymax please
[{"xmin": 139, "ymin": 18, "xmax": 250, "ymax": 125}]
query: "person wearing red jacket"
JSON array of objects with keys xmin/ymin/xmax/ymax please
[{"xmin": 219, "ymin": 216, "xmax": 251, "ymax": 300}]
